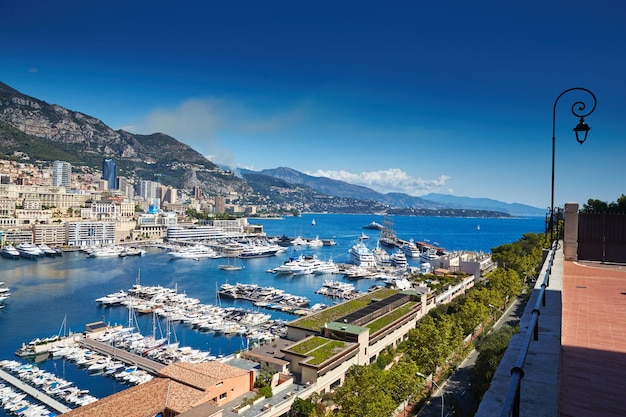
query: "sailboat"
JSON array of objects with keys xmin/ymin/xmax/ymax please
[
  {"xmin": 218, "ymin": 255, "xmax": 243, "ymax": 271},
  {"xmin": 312, "ymin": 218, "xmax": 316, "ymax": 226}
]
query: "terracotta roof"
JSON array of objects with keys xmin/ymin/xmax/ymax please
[
  {"xmin": 61, "ymin": 377, "xmax": 217, "ymax": 417},
  {"xmin": 62, "ymin": 378, "xmax": 169, "ymax": 417},
  {"xmin": 158, "ymin": 361, "xmax": 250, "ymax": 391}
]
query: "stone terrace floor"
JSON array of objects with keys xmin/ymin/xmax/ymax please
[{"xmin": 560, "ymin": 260, "xmax": 626, "ymax": 417}]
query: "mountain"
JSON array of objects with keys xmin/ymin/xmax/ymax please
[
  {"xmin": 419, "ymin": 194, "xmax": 545, "ymax": 217},
  {"xmin": 0, "ymin": 81, "xmax": 249, "ymax": 195},
  {"xmin": 246, "ymin": 167, "xmax": 542, "ymax": 216}
]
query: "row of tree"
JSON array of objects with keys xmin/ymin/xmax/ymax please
[{"xmin": 289, "ymin": 232, "xmax": 548, "ymax": 417}]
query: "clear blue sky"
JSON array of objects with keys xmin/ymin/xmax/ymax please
[{"xmin": 2, "ymin": 0, "xmax": 625, "ymax": 209}]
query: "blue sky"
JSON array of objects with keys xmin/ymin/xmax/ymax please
[{"xmin": 1, "ymin": 0, "xmax": 625, "ymax": 209}]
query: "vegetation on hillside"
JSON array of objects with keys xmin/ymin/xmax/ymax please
[
  {"xmin": 292, "ymin": 232, "xmax": 547, "ymax": 416},
  {"xmin": 582, "ymin": 194, "xmax": 626, "ymax": 212}
]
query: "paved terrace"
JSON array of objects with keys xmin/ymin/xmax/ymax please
[{"xmin": 476, "ymin": 245, "xmax": 626, "ymax": 417}]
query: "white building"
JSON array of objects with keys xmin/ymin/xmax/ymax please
[{"xmin": 66, "ymin": 221, "xmax": 116, "ymax": 247}]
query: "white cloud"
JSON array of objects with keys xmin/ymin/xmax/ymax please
[{"xmin": 309, "ymin": 168, "xmax": 451, "ymax": 196}]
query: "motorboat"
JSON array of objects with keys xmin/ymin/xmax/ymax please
[
  {"xmin": 306, "ymin": 236, "xmax": 324, "ymax": 247},
  {"xmin": 168, "ymin": 245, "xmax": 218, "ymax": 260},
  {"xmin": 363, "ymin": 221, "xmax": 385, "ymax": 230},
  {"xmin": 1, "ymin": 245, "xmax": 20, "ymax": 259},
  {"xmin": 88, "ymin": 246, "xmax": 123, "ymax": 258},
  {"xmin": 16, "ymin": 243, "xmax": 44, "ymax": 258},
  {"xmin": 38, "ymin": 243, "xmax": 59, "ymax": 256}
]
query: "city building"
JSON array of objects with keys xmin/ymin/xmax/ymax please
[
  {"xmin": 66, "ymin": 221, "xmax": 116, "ymax": 247},
  {"xmin": 52, "ymin": 160, "xmax": 72, "ymax": 188},
  {"xmin": 102, "ymin": 159, "xmax": 117, "ymax": 190}
]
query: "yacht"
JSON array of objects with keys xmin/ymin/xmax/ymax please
[
  {"xmin": 88, "ymin": 246, "xmax": 123, "ymax": 258},
  {"xmin": 420, "ymin": 248, "xmax": 440, "ymax": 262},
  {"xmin": 389, "ymin": 249, "xmax": 408, "ymax": 268},
  {"xmin": 372, "ymin": 243, "xmax": 391, "ymax": 266},
  {"xmin": 306, "ymin": 236, "xmax": 324, "ymax": 248},
  {"xmin": 401, "ymin": 239, "xmax": 421, "ymax": 258},
  {"xmin": 16, "ymin": 243, "xmax": 44, "ymax": 258},
  {"xmin": 290, "ymin": 236, "xmax": 307, "ymax": 246},
  {"xmin": 38, "ymin": 244, "xmax": 59, "ymax": 257},
  {"xmin": 238, "ymin": 241, "xmax": 281, "ymax": 258},
  {"xmin": 1, "ymin": 245, "xmax": 20, "ymax": 259},
  {"xmin": 168, "ymin": 245, "xmax": 218, "ymax": 260},
  {"xmin": 363, "ymin": 221, "xmax": 385, "ymax": 230},
  {"xmin": 349, "ymin": 241, "xmax": 376, "ymax": 267}
]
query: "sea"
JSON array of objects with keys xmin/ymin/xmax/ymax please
[{"xmin": 0, "ymin": 213, "xmax": 544, "ymax": 414}]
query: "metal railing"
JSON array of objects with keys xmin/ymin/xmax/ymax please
[{"xmin": 499, "ymin": 241, "xmax": 557, "ymax": 417}]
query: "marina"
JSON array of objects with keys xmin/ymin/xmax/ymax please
[{"xmin": 0, "ymin": 214, "xmax": 544, "ymax": 416}]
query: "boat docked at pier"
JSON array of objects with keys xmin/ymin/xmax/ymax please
[
  {"xmin": 315, "ymin": 280, "xmax": 361, "ymax": 299},
  {"xmin": 401, "ymin": 239, "xmax": 421, "ymax": 258},
  {"xmin": 1, "ymin": 245, "xmax": 20, "ymax": 259},
  {"xmin": 16, "ymin": 243, "xmax": 44, "ymax": 259},
  {"xmin": 389, "ymin": 249, "xmax": 408, "ymax": 268},
  {"xmin": 167, "ymin": 245, "xmax": 219, "ymax": 260},
  {"xmin": 349, "ymin": 241, "xmax": 376, "ymax": 267}
]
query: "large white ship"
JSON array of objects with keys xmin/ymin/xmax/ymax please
[{"xmin": 349, "ymin": 241, "xmax": 376, "ymax": 267}]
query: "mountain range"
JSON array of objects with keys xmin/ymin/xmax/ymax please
[{"xmin": 0, "ymin": 81, "xmax": 544, "ymax": 217}]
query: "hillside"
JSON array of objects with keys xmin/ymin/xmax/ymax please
[{"xmin": 0, "ymin": 81, "xmax": 249, "ymax": 195}]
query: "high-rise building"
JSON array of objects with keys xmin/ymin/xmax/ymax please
[
  {"xmin": 102, "ymin": 159, "xmax": 117, "ymax": 190},
  {"xmin": 52, "ymin": 160, "xmax": 72, "ymax": 188}
]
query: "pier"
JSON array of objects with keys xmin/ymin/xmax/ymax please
[
  {"xmin": 0, "ymin": 368, "xmax": 72, "ymax": 414},
  {"xmin": 79, "ymin": 338, "xmax": 166, "ymax": 375}
]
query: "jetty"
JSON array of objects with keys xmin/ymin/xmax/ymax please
[
  {"xmin": 0, "ymin": 367, "xmax": 72, "ymax": 414},
  {"xmin": 79, "ymin": 338, "xmax": 165, "ymax": 375}
]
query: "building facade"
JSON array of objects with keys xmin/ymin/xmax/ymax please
[
  {"xmin": 52, "ymin": 161, "xmax": 72, "ymax": 188},
  {"xmin": 102, "ymin": 159, "xmax": 117, "ymax": 190}
]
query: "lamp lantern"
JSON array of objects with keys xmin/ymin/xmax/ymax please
[{"xmin": 573, "ymin": 117, "xmax": 591, "ymax": 144}]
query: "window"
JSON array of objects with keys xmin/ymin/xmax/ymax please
[{"xmin": 219, "ymin": 392, "xmax": 227, "ymax": 400}]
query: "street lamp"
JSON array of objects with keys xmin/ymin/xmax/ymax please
[
  {"xmin": 416, "ymin": 372, "xmax": 444, "ymax": 417},
  {"xmin": 550, "ymin": 87, "xmax": 597, "ymax": 243}
]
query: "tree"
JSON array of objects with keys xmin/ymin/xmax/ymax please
[
  {"xmin": 289, "ymin": 397, "xmax": 315, "ymax": 417},
  {"xmin": 333, "ymin": 365, "xmax": 396, "ymax": 417},
  {"xmin": 405, "ymin": 315, "xmax": 462, "ymax": 376},
  {"xmin": 382, "ymin": 359, "xmax": 422, "ymax": 409},
  {"xmin": 471, "ymin": 325, "xmax": 517, "ymax": 399}
]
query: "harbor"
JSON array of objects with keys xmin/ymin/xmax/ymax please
[{"xmin": 0, "ymin": 214, "xmax": 544, "ymax": 416}]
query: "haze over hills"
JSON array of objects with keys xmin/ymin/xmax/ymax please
[
  {"xmin": 245, "ymin": 167, "xmax": 545, "ymax": 217},
  {"xmin": 0, "ymin": 80, "xmax": 544, "ymax": 216}
]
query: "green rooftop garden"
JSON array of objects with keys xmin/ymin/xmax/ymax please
[
  {"xmin": 288, "ymin": 336, "xmax": 329, "ymax": 355},
  {"xmin": 292, "ymin": 289, "xmax": 399, "ymax": 332},
  {"xmin": 286, "ymin": 336, "xmax": 347, "ymax": 366},
  {"xmin": 366, "ymin": 301, "xmax": 417, "ymax": 334}
]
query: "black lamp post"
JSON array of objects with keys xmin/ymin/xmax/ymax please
[{"xmin": 550, "ymin": 88, "xmax": 597, "ymax": 244}]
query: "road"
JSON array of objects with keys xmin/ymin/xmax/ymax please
[{"xmin": 415, "ymin": 293, "xmax": 528, "ymax": 417}]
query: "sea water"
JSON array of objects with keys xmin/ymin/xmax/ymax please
[{"xmin": 0, "ymin": 213, "xmax": 543, "ymax": 412}]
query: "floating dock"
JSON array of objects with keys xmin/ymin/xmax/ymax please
[{"xmin": 0, "ymin": 368, "xmax": 72, "ymax": 414}]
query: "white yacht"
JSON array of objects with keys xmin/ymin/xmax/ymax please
[
  {"xmin": 88, "ymin": 246, "xmax": 123, "ymax": 258},
  {"xmin": 168, "ymin": 245, "xmax": 218, "ymax": 260},
  {"xmin": 349, "ymin": 241, "xmax": 376, "ymax": 267},
  {"xmin": 1, "ymin": 245, "xmax": 20, "ymax": 259},
  {"xmin": 401, "ymin": 239, "xmax": 421, "ymax": 258},
  {"xmin": 290, "ymin": 236, "xmax": 307, "ymax": 246},
  {"xmin": 390, "ymin": 249, "xmax": 408, "ymax": 268},
  {"xmin": 16, "ymin": 243, "xmax": 44, "ymax": 258},
  {"xmin": 372, "ymin": 243, "xmax": 391, "ymax": 266},
  {"xmin": 420, "ymin": 248, "xmax": 440, "ymax": 262},
  {"xmin": 306, "ymin": 236, "xmax": 324, "ymax": 248}
]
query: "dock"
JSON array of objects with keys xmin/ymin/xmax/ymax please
[
  {"xmin": 79, "ymin": 338, "xmax": 166, "ymax": 375},
  {"xmin": 0, "ymin": 368, "xmax": 72, "ymax": 414}
]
